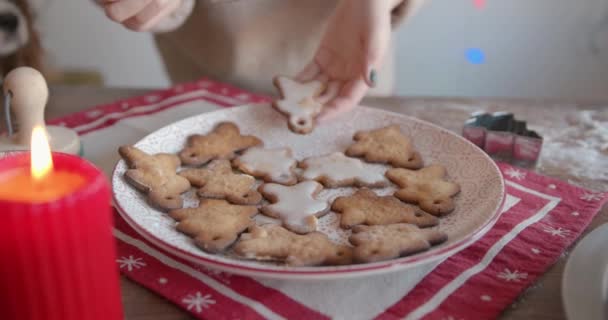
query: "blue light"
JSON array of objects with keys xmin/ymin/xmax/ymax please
[{"xmin": 466, "ymin": 48, "xmax": 485, "ymax": 64}]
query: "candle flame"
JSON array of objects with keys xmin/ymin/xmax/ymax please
[{"xmin": 31, "ymin": 126, "xmax": 53, "ymax": 181}]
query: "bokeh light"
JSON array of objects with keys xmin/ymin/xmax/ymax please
[{"xmin": 466, "ymin": 48, "xmax": 486, "ymax": 64}]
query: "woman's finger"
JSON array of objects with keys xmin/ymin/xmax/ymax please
[
  {"xmin": 123, "ymin": 0, "xmax": 179, "ymax": 31},
  {"xmin": 316, "ymin": 80, "xmax": 341, "ymax": 105},
  {"xmin": 295, "ymin": 61, "xmax": 320, "ymax": 82},
  {"xmin": 318, "ymin": 78, "xmax": 367, "ymax": 121},
  {"xmin": 105, "ymin": 0, "xmax": 152, "ymax": 23}
]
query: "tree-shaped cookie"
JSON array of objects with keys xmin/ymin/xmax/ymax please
[
  {"xmin": 233, "ymin": 224, "xmax": 353, "ymax": 266},
  {"xmin": 179, "ymin": 160, "xmax": 262, "ymax": 205},
  {"xmin": 169, "ymin": 199, "xmax": 257, "ymax": 253},
  {"xmin": 299, "ymin": 152, "xmax": 389, "ymax": 188},
  {"xmin": 346, "ymin": 125, "xmax": 423, "ymax": 169},
  {"xmin": 179, "ymin": 122, "xmax": 262, "ymax": 166},
  {"xmin": 258, "ymin": 181, "xmax": 329, "ymax": 234},
  {"xmin": 233, "ymin": 147, "xmax": 298, "ymax": 185},
  {"xmin": 349, "ymin": 224, "xmax": 447, "ymax": 263},
  {"xmin": 273, "ymin": 76, "xmax": 327, "ymax": 134},
  {"xmin": 332, "ymin": 189, "xmax": 439, "ymax": 229},
  {"xmin": 386, "ymin": 165, "xmax": 460, "ymax": 216},
  {"xmin": 119, "ymin": 145, "xmax": 190, "ymax": 211}
]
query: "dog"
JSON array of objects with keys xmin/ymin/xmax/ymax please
[{"xmin": 0, "ymin": 0, "xmax": 42, "ymax": 78}]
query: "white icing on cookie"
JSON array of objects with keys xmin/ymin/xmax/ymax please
[
  {"xmin": 234, "ymin": 147, "xmax": 297, "ymax": 185},
  {"xmin": 260, "ymin": 181, "xmax": 329, "ymax": 234},
  {"xmin": 300, "ymin": 152, "xmax": 388, "ymax": 188},
  {"xmin": 274, "ymin": 76, "xmax": 325, "ymax": 133}
]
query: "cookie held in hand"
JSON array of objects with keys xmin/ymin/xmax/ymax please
[
  {"xmin": 179, "ymin": 122, "xmax": 262, "ymax": 166},
  {"xmin": 299, "ymin": 152, "xmax": 389, "ymax": 188},
  {"xmin": 169, "ymin": 199, "xmax": 257, "ymax": 253},
  {"xmin": 258, "ymin": 181, "xmax": 329, "ymax": 234},
  {"xmin": 386, "ymin": 165, "xmax": 460, "ymax": 216},
  {"xmin": 233, "ymin": 147, "xmax": 298, "ymax": 185},
  {"xmin": 234, "ymin": 224, "xmax": 353, "ymax": 266},
  {"xmin": 118, "ymin": 146, "xmax": 190, "ymax": 211},
  {"xmin": 346, "ymin": 125, "xmax": 423, "ymax": 169},
  {"xmin": 273, "ymin": 76, "xmax": 328, "ymax": 134},
  {"xmin": 331, "ymin": 188, "xmax": 439, "ymax": 229},
  {"xmin": 179, "ymin": 160, "xmax": 262, "ymax": 205},
  {"xmin": 349, "ymin": 224, "xmax": 447, "ymax": 263}
]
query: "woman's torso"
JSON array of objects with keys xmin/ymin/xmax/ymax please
[{"xmin": 154, "ymin": 0, "xmax": 394, "ymax": 95}]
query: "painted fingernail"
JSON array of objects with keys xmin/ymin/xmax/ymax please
[{"xmin": 369, "ymin": 69, "xmax": 377, "ymax": 87}]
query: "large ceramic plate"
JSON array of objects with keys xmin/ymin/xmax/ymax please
[{"xmin": 112, "ymin": 104, "xmax": 505, "ymax": 280}]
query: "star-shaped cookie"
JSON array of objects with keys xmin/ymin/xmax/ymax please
[
  {"xmin": 169, "ymin": 199, "xmax": 257, "ymax": 253},
  {"xmin": 119, "ymin": 145, "xmax": 191, "ymax": 211},
  {"xmin": 349, "ymin": 224, "xmax": 447, "ymax": 263},
  {"xmin": 299, "ymin": 152, "xmax": 389, "ymax": 188},
  {"xmin": 233, "ymin": 147, "xmax": 298, "ymax": 185},
  {"xmin": 346, "ymin": 125, "xmax": 423, "ymax": 169},
  {"xmin": 386, "ymin": 165, "xmax": 461, "ymax": 216},
  {"xmin": 179, "ymin": 122, "xmax": 262, "ymax": 166},
  {"xmin": 179, "ymin": 160, "xmax": 262, "ymax": 205},
  {"xmin": 234, "ymin": 224, "xmax": 353, "ymax": 266},
  {"xmin": 331, "ymin": 188, "xmax": 439, "ymax": 229},
  {"xmin": 258, "ymin": 181, "xmax": 329, "ymax": 234}
]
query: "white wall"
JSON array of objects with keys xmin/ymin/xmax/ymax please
[
  {"xmin": 39, "ymin": 0, "xmax": 169, "ymax": 88},
  {"xmin": 39, "ymin": 0, "xmax": 608, "ymax": 99}
]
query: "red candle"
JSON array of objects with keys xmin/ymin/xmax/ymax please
[{"xmin": 0, "ymin": 128, "xmax": 123, "ymax": 320}]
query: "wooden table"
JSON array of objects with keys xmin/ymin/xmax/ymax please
[{"xmin": 46, "ymin": 85, "xmax": 608, "ymax": 320}]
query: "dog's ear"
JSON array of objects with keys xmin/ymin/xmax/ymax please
[
  {"xmin": 0, "ymin": 0, "xmax": 44, "ymax": 77},
  {"xmin": 23, "ymin": 0, "xmax": 46, "ymax": 15}
]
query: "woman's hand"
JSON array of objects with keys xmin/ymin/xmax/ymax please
[
  {"xmin": 297, "ymin": 0, "xmax": 397, "ymax": 121},
  {"xmin": 100, "ymin": 0, "xmax": 185, "ymax": 31}
]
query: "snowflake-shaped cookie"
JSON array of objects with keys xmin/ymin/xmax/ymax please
[
  {"xmin": 233, "ymin": 147, "xmax": 298, "ymax": 185},
  {"xmin": 299, "ymin": 152, "xmax": 389, "ymax": 188}
]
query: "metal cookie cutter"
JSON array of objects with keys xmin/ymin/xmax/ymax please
[{"xmin": 463, "ymin": 111, "xmax": 542, "ymax": 167}]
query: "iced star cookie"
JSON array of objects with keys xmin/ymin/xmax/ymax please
[
  {"xmin": 299, "ymin": 152, "xmax": 389, "ymax": 188},
  {"xmin": 258, "ymin": 181, "xmax": 329, "ymax": 234},
  {"xmin": 233, "ymin": 147, "xmax": 298, "ymax": 185}
]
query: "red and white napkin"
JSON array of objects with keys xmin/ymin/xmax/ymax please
[{"xmin": 50, "ymin": 79, "xmax": 608, "ymax": 320}]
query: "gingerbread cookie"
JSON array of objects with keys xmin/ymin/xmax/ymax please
[
  {"xmin": 349, "ymin": 224, "xmax": 447, "ymax": 263},
  {"xmin": 118, "ymin": 146, "xmax": 190, "ymax": 211},
  {"xmin": 299, "ymin": 152, "xmax": 389, "ymax": 188},
  {"xmin": 331, "ymin": 189, "xmax": 439, "ymax": 229},
  {"xmin": 233, "ymin": 224, "xmax": 353, "ymax": 266},
  {"xmin": 258, "ymin": 181, "xmax": 329, "ymax": 234},
  {"xmin": 179, "ymin": 160, "xmax": 262, "ymax": 205},
  {"xmin": 346, "ymin": 125, "xmax": 423, "ymax": 169},
  {"xmin": 233, "ymin": 147, "xmax": 298, "ymax": 185},
  {"xmin": 169, "ymin": 199, "xmax": 257, "ymax": 253},
  {"xmin": 179, "ymin": 122, "xmax": 262, "ymax": 166},
  {"xmin": 386, "ymin": 165, "xmax": 460, "ymax": 216},
  {"xmin": 273, "ymin": 76, "xmax": 328, "ymax": 134}
]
